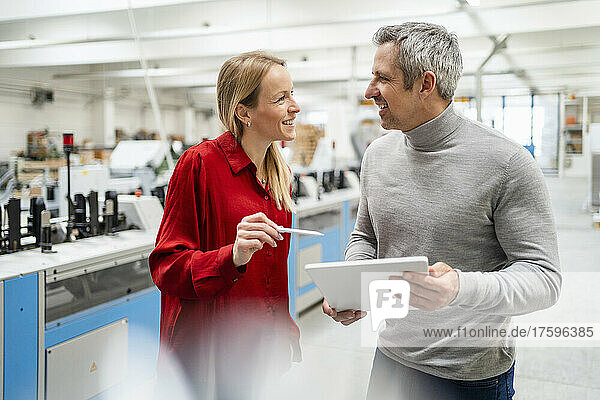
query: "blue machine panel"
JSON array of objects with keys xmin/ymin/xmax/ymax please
[
  {"xmin": 45, "ymin": 287, "xmax": 161, "ymax": 394},
  {"xmin": 287, "ymin": 213, "xmax": 298, "ymax": 319},
  {"xmin": 343, "ymin": 200, "xmax": 350, "ymax": 246},
  {"xmin": 4, "ymin": 273, "xmax": 39, "ymax": 400},
  {"xmin": 298, "ymin": 282, "xmax": 317, "ymax": 296},
  {"xmin": 296, "ymin": 225, "xmax": 341, "ymax": 305},
  {"xmin": 288, "ymin": 199, "xmax": 359, "ymax": 317},
  {"xmin": 343, "ymin": 200, "xmax": 358, "ymax": 247},
  {"xmin": 298, "ymin": 226, "xmax": 341, "ymax": 261}
]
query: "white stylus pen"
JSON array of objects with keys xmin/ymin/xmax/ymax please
[{"xmin": 277, "ymin": 226, "xmax": 325, "ymax": 237}]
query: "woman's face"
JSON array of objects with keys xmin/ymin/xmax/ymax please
[{"xmin": 249, "ymin": 64, "xmax": 300, "ymax": 142}]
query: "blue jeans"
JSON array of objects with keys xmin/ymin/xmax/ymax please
[{"xmin": 366, "ymin": 349, "xmax": 515, "ymax": 400}]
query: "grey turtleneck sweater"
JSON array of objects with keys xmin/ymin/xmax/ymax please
[{"xmin": 346, "ymin": 103, "xmax": 561, "ymax": 380}]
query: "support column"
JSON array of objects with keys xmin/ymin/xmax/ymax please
[
  {"xmin": 475, "ymin": 35, "xmax": 509, "ymax": 122},
  {"xmin": 183, "ymin": 106, "xmax": 196, "ymax": 145},
  {"xmin": 103, "ymin": 88, "xmax": 116, "ymax": 148},
  {"xmin": 475, "ymin": 71, "xmax": 483, "ymax": 122}
]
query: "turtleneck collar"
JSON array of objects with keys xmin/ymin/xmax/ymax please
[{"xmin": 403, "ymin": 103, "xmax": 462, "ymax": 152}]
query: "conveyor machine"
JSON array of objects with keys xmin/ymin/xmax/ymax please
[{"xmin": 0, "ymin": 197, "xmax": 162, "ymax": 400}]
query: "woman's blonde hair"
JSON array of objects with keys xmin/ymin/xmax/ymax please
[{"xmin": 217, "ymin": 50, "xmax": 294, "ymax": 212}]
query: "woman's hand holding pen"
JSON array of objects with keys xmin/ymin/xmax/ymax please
[{"xmin": 233, "ymin": 212, "xmax": 284, "ymax": 267}]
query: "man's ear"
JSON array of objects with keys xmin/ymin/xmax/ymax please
[
  {"xmin": 419, "ymin": 71, "xmax": 437, "ymax": 99},
  {"xmin": 235, "ymin": 103, "xmax": 251, "ymax": 126}
]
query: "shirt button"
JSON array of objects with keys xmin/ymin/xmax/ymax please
[{"xmin": 264, "ymin": 195, "xmax": 269, "ymax": 201}]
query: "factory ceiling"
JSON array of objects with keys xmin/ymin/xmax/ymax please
[{"xmin": 0, "ymin": 0, "xmax": 599, "ymax": 98}]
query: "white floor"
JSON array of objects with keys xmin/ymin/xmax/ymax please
[
  {"xmin": 513, "ymin": 177, "xmax": 600, "ymax": 399},
  {"xmin": 278, "ymin": 176, "xmax": 600, "ymax": 400}
]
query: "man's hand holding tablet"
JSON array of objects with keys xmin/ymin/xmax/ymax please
[
  {"xmin": 308, "ymin": 256, "xmax": 429, "ymax": 326},
  {"xmin": 390, "ymin": 262, "xmax": 459, "ymax": 312},
  {"xmin": 319, "ymin": 259, "xmax": 459, "ymax": 325}
]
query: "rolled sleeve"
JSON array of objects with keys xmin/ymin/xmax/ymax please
[{"xmin": 216, "ymin": 244, "xmax": 244, "ymax": 285}]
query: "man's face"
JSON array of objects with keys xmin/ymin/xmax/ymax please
[{"xmin": 364, "ymin": 42, "xmax": 421, "ymax": 131}]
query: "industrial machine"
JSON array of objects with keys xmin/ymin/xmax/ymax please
[
  {"xmin": 288, "ymin": 168, "xmax": 360, "ymax": 315},
  {"xmin": 287, "ymin": 124, "xmax": 363, "ymax": 315},
  {"xmin": 0, "ymin": 132, "xmax": 165, "ymax": 399},
  {"xmin": 1, "ymin": 186, "xmax": 130, "ymax": 256},
  {"xmin": 0, "ymin": 226, "xmax": 160, "ymax": 400},
  {"xmin": 0, "ymin": 190, "xmax": 163, "ymax": 399},
  {"xmin": 108, "ymin": 139, "xmax": 171, "ymax": 197}
]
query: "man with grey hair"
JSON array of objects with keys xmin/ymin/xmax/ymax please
[{"xmin": 322, "ymin": 22, "xmax": 560, "ymax": 399}]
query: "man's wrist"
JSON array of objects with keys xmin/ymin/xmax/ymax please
[
  {"xmin": 449, "ymin": 270, "xmax": 459, "ymax": 304},
  {"xmin": 448, "ymin": 269, "xmax": 462, "ymax": 306}
]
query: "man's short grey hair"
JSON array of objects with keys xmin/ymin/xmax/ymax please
[{"xmin": 373, "ymin": 22, "xmax": 463, "ymax": 101}]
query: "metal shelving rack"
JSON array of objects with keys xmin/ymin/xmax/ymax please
[{"xmin": 559, "ymin": 96, "xmax": 589, "ymax": 178}]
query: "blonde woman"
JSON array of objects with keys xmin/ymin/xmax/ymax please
[{"xmin": 149, "ymin": 51, "xmax": 301, "ymax": 398}]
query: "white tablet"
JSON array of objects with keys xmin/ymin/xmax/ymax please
[{"xmin": 305, "ymin": 256, "xmax": 429, "ymax": 311}]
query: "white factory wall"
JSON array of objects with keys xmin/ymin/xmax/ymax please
[
  {"xmin": 198, "ymin": 110, "xmax": 222, "ymax": 142},
  {"xmin": 0, "ymin": 95, "xmax": 191, "ymax": 160},
  {"xmin": 113, "ymin": 101, "xmax": 145, "ymax": 136},
  {"xmin": 0, "ymin": 63, "xmax": 216, "ymax": 160},
  {"xmin": 0, "ymin": 90, "xmax": 214, "ymax": 160},
  {"xmin": 0, "ymin": 90, "xmax": 95, "ymax": 160},
  {"xmin": 141, "ymin": 106, "xmax": 183, "ymax": 137},
  {"xmin": 294, "ymin": 94, "xmax": 358, "ymax": 166},
  {"xmin": 325, "ymin": 100, "xmax": 356, "ymax": 166},
  {"xmin": 113, "ymin": 101, "xmax": 185, "ymax": 139}
]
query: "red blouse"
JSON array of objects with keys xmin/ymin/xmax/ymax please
[{"xmin": 149, "ymin": 132, "xmax": 300, "ymax": 385}]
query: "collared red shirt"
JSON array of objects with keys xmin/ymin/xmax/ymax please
[{"xmin": 149, "ymin": 131, "xmax": 300, "ymax": 378}]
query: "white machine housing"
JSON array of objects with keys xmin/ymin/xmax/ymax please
[{"xmin": 118, "ymin": 195, "xmax": 163, "ymax": 231}]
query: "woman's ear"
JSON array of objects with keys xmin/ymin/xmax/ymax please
[{"xmin": 235, "ymin": 103, "xmax": 251, "ymax": 126}]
